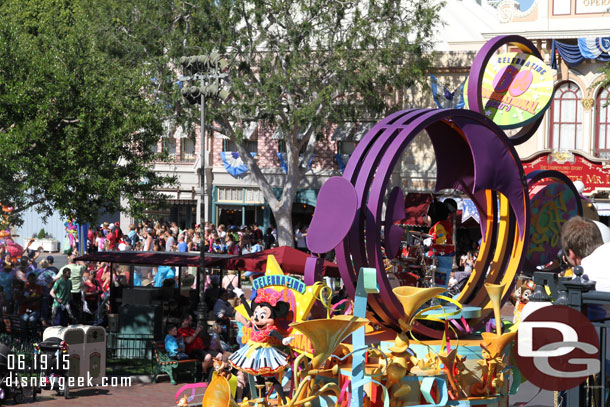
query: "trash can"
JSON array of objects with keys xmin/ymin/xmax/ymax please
[
  {"xmin": 43, "ymin": 325, "xmax": 106, "ymax": 385},
  {"xmin": 43, "ymin": 325, "xmax": 86, "ymax": 380},
  {"xmin": 82, "ymin": 325, "xmax": 106, "ymax": 385}
]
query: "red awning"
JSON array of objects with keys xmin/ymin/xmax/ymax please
[
  {"xmin": 399, "ymin": 193, "xmax": 433, "ymax": 226},
  {"xmin": 224, "ymin": 246, "xmax": 340, "ymax": 277},
  {"xmin": 74, "ymin": 251, "xmax": 230, "ymax": 267}
]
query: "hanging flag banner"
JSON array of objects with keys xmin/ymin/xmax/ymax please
[
  {"xmin": 461, "ymin": 199, "xmax": 480, "ymax": 224},
  {"xmin": 429, "ymin": 74, "xmax": 465, "ymax": 109},
  {"xmin": 220, "ymin": 152, "xmax": 256, "ymax": 177},
  {"xmin": 277, "ymin": 152, "xmax": 314, "ymax": 174},
  {"xmin": 552, "ymin": 38, "xmax": 610, "ymax": 68},
  {"xmin": 464, "ymin": 52, "xmax": 554, "ymax": 129}
]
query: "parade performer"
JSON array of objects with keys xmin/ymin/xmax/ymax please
[
  {"xmin": 231, "ymin": 287, "xmax": 293, "ymax": 404},
  {"xmin": 510, "ymin": 278, "xmax": 535, "ymax": 324},
  {"xmin": 427, "ymin": 201, "xmax": 455, "ymax": 287},
  {"xmin": 64, "ymin": 220, "xmax": 78, "ymax": 254}
]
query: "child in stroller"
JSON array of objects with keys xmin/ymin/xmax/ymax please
[{"xmin": 32, "ymin": 337, "xmax": 70, "ymax": 399}]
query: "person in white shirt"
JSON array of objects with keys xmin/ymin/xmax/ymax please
[
  {"xmin": 295, "ymin": 226, "xmax": 308, "ymax": 251},
  {"xmin": 561, "ymin": 216, "xmax": 610, "ymax": 371},
  {"xmin": 561, "ymin": 216, "xmax": 608, "ymax": 289}
]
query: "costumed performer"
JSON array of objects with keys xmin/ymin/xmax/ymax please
[{"xmin": 231, "ymin": 287, "xmax": 294, "ymax": 404}]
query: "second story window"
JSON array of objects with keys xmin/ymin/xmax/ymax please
[
  {"xmin": 181, "ymin": 136, "xmax": 196, "ymax": 161},
  {"xmin": 162, "ymin": 137, "xmax": 176, "ymax": 157},
  {"xmin": 596, "ymin": 87, "xmax": 610, "ymax": 158},
  {"xmin": 550, "ymin": 81, "xmax": 583, "ymax": 151},
  {"xmin": 223, "ymin": 139, "xmax": 258, "ymax": 154}
]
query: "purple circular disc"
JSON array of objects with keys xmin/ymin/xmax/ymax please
[{"xmin": 306, "ymin": 177, "xmax": 358, "ymax": 254}]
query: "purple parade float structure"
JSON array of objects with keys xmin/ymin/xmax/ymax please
[
  {"xmin": 305, "ymin": 35, "xmax": 562, "ymax": 338},
  {"xmin": 195, "ymin": 35, "xmax": 588, "ymax": 407}
]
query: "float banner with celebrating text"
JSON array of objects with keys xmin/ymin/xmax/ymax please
[{"xmin": 464, "ymin": 52, "xmax": 554, "ymax": 129}]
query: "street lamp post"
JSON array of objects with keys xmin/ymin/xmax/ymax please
[
  {"xmin": 179, "ymin": 51, "xmax": 229, "ymax": 329},
  {"xmin": 197, "ymin": 91, "xmax": 207, "ymax": 331}
]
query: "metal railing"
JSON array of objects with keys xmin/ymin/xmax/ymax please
[
  {"xmin": 106, "ymin": 332, "xmax": 155, "ymax": 376},
  {"xmin": 107, "ymin": 332, "xmax": 154, "ymax": 360}
]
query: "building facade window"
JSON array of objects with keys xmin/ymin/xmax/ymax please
[
  {"xmin": 181, "ymin": 136, "xmax": 196, "ymax": 161},
  {"xmin": 550, "ymin": 81, "xmax": 583, "ymax": 151},
  {"xmin": 223, "ymin": 139, "xmax": 258, "ymax": 154},
  {"xmin": 596, "ymin": 87, "xmax": 610, "ymax": 158},
  {"xmin": 277, "ymin": 140, "xmax": 286, "ymax": 153},
  {"xmin": 162, "ymin": 137, "xmax": 177, "ymax": 157}
]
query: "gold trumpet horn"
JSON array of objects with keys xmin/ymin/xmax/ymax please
[
  {"xmin": 291, "ymin": 315, "xmax": 368, "ymax": 369},
  {"xmin": 480, "ymin": 331, "xmax": 517, "ymax": 359},
  {"xmin": 484, "ymin": 283, "xmax": 505, "ymax": 336},
  {"xmin": 393, "ymin": 286, "xmax": 446, "ymax": 330}
]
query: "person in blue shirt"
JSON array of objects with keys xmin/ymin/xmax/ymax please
[
  {"xmin": 212, "ymin": 237, "xmax": 226, "ymax": 254},
  {"xmin": 153, "ymin": 265, "xmax": 176, "ymax": 287},
  {"xmin": 127, "ymin": 224, "xmax": 139, "ymax": 248},
  {"xmin": 133, "ymin": 267, "xmax": 142, "ymax": 287},
  {"xmin": 250, "ymin": 239, "xmax": 263, "ymax": 253},
  {"xmin": 164, "ymin": 324, "xmax": 189, "ymax": 360},
  {"xmin": 177, "ymin": 236, "xmax": 188, "ymax": 253}
]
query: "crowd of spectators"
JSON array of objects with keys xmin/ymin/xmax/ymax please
[
  {"xmin": 1, "ymin": 245, "xmax": 246, "ymax": 383},
  {"xmin": 0, "ymin": 249, "xmax": 117, "ymax": 339},
  {"xmin": 83, "ymin": 221, "xmax": 279, "ymax": 255},
  {"xmin": 0, "ymin": 220, "xmax": 279, "ymax": 336}
]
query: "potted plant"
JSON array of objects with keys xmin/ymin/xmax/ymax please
[{"xmin": 26, "ymin": 230, "xmax": 60, "ymax": 252}]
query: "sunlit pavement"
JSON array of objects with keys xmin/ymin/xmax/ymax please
[{"xmin": 25, "ymin": 380, "xmax": 180, "ymax": 407}]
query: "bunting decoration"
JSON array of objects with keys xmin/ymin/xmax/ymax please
[
  {"xmin": 429, "ymin": 74, "xmax": 465, "ymax": 109},
  {"xmin": 551, "ymin": 38, "xmax": 610, "ymax": 69},
  {"xmin": 220, "ymin": 152, "xmax": 256, "ymax": 177},
  {"xmin": 277, "ymin": 152, "xmax": 314, "ymax": 174}
]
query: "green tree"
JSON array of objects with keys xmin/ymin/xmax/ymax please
[
  {"xmin": 0, "ymin": 0, "xmax": 173, "ymax": 225},
  {"xmin": 88, "ymin": 0, "xmax": 442, "ymax": 246},
  {"xmin": 208, "ymin": 0, "xmax": 443, "ymax": 245}
]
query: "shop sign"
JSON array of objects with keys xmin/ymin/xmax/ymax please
[
  {"xmin": 576, "ymin": 0, "xmax": 610, "ymax": 14},
  {"xmin": 523, "ymin": 151, "xmax": 610, "ymax": 193}
]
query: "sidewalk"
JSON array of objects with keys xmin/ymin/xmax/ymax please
[{"xmin": 27, "ymin": 381, "xmax": 187, "ymax": 407}]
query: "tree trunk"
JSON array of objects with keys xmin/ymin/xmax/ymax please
[
  {"xmin": 272, "ymin": 201, "xmax": 295, "ymax": 247},
  {"xmin": 223, "ymin": 125, "xmax": 301, "ymax": 249}
]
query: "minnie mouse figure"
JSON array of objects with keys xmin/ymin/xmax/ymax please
[{"xmin": 231, "ymin": 287, "xmax": 293, "ymax": 404}]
